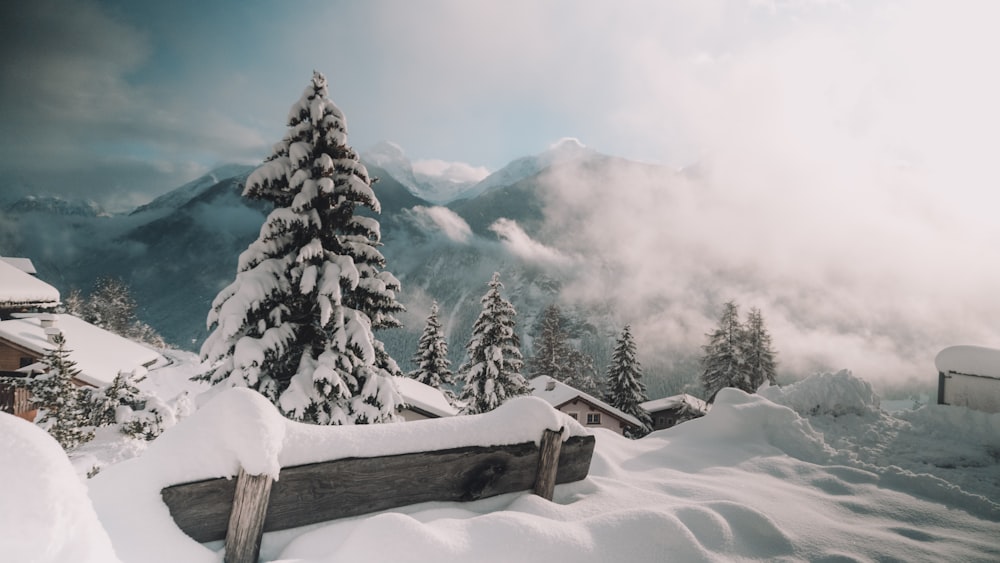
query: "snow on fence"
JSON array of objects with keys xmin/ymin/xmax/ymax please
[{"xmin": 154, "ymin": 391, "xmax": 595, "ymax": 563}]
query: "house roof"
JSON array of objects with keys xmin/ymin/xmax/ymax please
[
  {"xmin": 529, "ymin": 375, "xmax": 642, "ymax": 428},
  {"xmin": 0, "ymin": 257, "xmax": 38, "ymax": 275},
  {"xmin": 394, "ymin": 376, "xmax": 459, "ymax": 418},
  {"xmin": 641, "ymin": 393, "xmax": 709, "ymax": 414},
  {"xmin": 935, "ymin": 345, "xmax": 1000, "ymax": 380},
  {"xmin": 0, "ymin": 314, "xmax": 164, "ymax": 387},
  {"xmin": 0, "ymin": 260, "xmax": 59, "ymax": 309}
]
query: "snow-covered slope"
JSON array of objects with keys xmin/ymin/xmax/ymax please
[
  {"xmin": 363, "ymin": 141, "xmax": 484, "ymax": 204},
  {"xmin": 9, "ymin": 364, "xmax": 998, "ymax": 562},
  {"xmin": 130, "ymin": 164, "xmax": 254, "ymax": 216},
  {"xmin": 458, "ymin": 137, "xmax": 596, "ymax": 201}
]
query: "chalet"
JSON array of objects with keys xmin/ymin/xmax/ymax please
[
  {"xmin": 529, "ymin": 375, "xmax": 642, "ymax": 436},
  {"xmin": 0, "ymin": 314, "xmax": 165, "ymax": 420},
  {"xmin": 394, "ymin": 377, "xmax": 459, "ymax": 421},
  {"xmin": 935, "ymin": 345, "xmax": 1000, "ymax": 414},
  {"xmin": 641, "ymin": 393, "xmax": 708, "ymax": 431}
]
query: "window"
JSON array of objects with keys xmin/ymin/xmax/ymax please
[
  {"xmin": 586, "ymin": 413, "xmax": 601, "ymax": 425},
  {"xmin": 19, "ymin": 357, "xmax": 34, "ymax": 368},
  {"xmin": 566, "ymin": 412, "xmax": 578, "ymax": 421},
  {"xmin": 657, "ymin": 416, "xmax": 665, "ymax": 426}
]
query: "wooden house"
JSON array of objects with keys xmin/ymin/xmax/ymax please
[
  {"xmin": 394, "ymin": 376, "xmax": 459, "ymax": 420},
  {"xmin": 529, "ymin": 375, "xmax": 642, "ymax": 436},
  {"xmin": 641, "ymin": 393, "xmax": 708, "ymax": 431}
]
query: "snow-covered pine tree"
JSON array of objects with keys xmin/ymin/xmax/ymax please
[
  {"xmin": 459, "ymin": 272, "xmax": 530, "ymax": 414},
  {"xmin": 528, "ymin": 304, "xmax": 601, "ymax": 396},
  {"xmin": 31, "ymin": 332, "xmax": 93, "ymax": 450},
  {"xmin": 700, "ymin": 301, "xmax": 747, "ymax": 401},
  {"xmin": 604, "ymin": 325, "xmax": 652, "ymax": 437},
  {"xmin": 408, "ymin": 301, "xmax": 455, "ymax": 396},
  {"xmin": 743, "ymin": 307, "xmax": 778, "ymax": 390},
  {"xmin": 91, "ymin": 369, "xmax": 146, "ymax": 427},
  {"xmin": 199, "ymin": 71, "xmax": 404, "ymax": 425}
]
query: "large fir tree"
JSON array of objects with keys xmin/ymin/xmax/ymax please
[
  {"xmin": 700, "ymin": 301, "xmax": 748, "ymax": 401},
  {"xmin": 604, "ymin": 325, "xmax": 652, "ymax": 437},
  {"xmin": 408, "ymin": 301, "xmax": 455, "ymax": 396},
  {"xmin": 459, "ymin": 273, "xmax": 530, "ymax": 414},
  {"xmin": 199, "ymin": 71, "xmax": 404, "ymax": 425},
  {"xmin": 743, "ymin": 307, "xmax": 778, "ymax": 390},
  {"xmin": 528, "ymin": 304, "xmax": 601, "ymax": 395},
  {"xmin": 32, "ymin": 333, "xmax": 93, "ymax": 450}
]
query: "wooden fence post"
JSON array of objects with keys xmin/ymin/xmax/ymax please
[
  {"xmin": 533, "ymin": 427, "xmax": 565, "ymax": 500},
  {"xmin": 224, "ymin": 468, "xmax": 274, "ymax": 563}
]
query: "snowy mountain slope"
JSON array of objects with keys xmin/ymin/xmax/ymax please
[
  {"xmin": 130, "ymin": 164, "xmax": 255, "ymax": 217},
  {"xmin": 4, "ymin": 195, "xmax": 107, "ymax": 217},
  {"xmin": 363, "ymin": 141, "xmax": 482, "ymax": 204},
  {"xmin": 458, "ymin": 137, "xmax": 596, "ymax": 201}
]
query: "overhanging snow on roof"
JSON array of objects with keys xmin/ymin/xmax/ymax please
[
  {"xmin": 0, "ymin": 314, "xmax": 164, "ymax": 387},
  {"xmin": 394, "ymin": 377, "xmax": 459, "ymax": 418},
  {"xmin": 935, "ymin": 345, "xmax": 1000, "ymax": 380},
  {"xmin": 0, "ymin": 260, "xmax": 59, "ymax": 308}
]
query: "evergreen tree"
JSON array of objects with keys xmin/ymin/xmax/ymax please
[
  {"xmin": 67, "ymin": 279, "xmax": 165, "ymax": 348},
  {"xmin": 743, "ymin": 307, "xmax": 778, "ymax": 390},
  {"xmin": 408, "ymin": 301, "xmax": 455, "ymax": 396},
  {"xmin": 91, "ymin": 369, "xmax": 146, "ymax": 427},
  {"xmin": 604, "ymin": 325, "xmax": 652, "ymax": 437},
  {"xmin": 31, "ymin": 333, "xmax": 93, "ymax": 450},
  {"xmin": 528, "ymin": 304, "xmax": 601, "ymax": 395},
  {"xmin": 700, "ymin": 301, "xmax": 748, "ymax": 401},
  {"xmin": 199, "ymin": 71, "xmax": 404, "ymax": 425},
  {"xmin": 459, "ymin": 273, "xmax": 529, "ymax": 414}
]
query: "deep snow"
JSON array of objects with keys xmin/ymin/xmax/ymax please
[{"xmin": 4, "ymin": 355, "xmax": 999, "ymax": 562}]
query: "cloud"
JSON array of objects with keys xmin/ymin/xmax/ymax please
[
  {"xmin": 412, "ymin": 159, "xmax": 490, "ymax": 184},
  {"xmin": 488, "ymin": 218, "xmax": 574, "ymax": 268},
  {"xmin": 406, "ymin": 206, "xmax": 473, "ymax": 243}
]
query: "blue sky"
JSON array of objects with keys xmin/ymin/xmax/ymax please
[{"xmin": 2, "ymin": 0, "xmax": 999, "ymax": 213}]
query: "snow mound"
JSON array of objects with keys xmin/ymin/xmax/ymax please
[
  {"xmin": 759, "ymin": 369, "xmax": 880, "ymax": 417},
  {"xmin": 934, "ymin": 345, "xmax": 1000, "ymax": 379},
  {"xmin": 0, "ymin": 413, "xmax": 119, "ymax": 563}
]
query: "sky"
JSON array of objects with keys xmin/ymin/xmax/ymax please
[{"xmin": 4, "ymin": 0, "xmax": 1000, "ymax": 387}]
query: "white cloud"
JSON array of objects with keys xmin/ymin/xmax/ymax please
[
  {"xmin": 407, "ymin": 206, "xmax": 473, "ymax": 243},
  {"xmin": 488, "ymin": 218, "xmax": 573, "ymax": 268}
]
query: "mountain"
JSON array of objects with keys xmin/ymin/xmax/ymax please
[
  {"xmin": 130, "ymin": 164, "xmax": 255, "ymax": 216},
  {"xmin": 0, "ymin": 145, "xmax": 706, "ymax": 399},
  {"xmin": 4, "ymin": 195, "xmax": 107, "ymax": 217},
  {"xmin": 457, "ymin": 137, "xmax": 596, "ymax": 202},
  {"xmin": 363, "ymin": 141, "xmax": 482, "ymax": 204}
]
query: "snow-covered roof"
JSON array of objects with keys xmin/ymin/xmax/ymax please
[
  {"xmin": 529, "ymin": 375, "xmax": 642, "ymax": 428},
  {"xmin": 641, "ymin": 393, "xmax": 708, "ymax": 414},
  {"xmin": 935, "ymin": 345, "xmax": 1000, "ymax": 380},
  {"xmin": 0, "ymin": 314, "xmax": 164, "ymax": 387},
  {"xmin": 0, "ymin": 257, "xmax": 37, "ymax": 275},
  {"xmin": 394, "ymin": 377, "xmax": 459, "ymax": 418},
  {"xmin": 0, "ymin": 260, "xmax": 59, "ymax": 308}
]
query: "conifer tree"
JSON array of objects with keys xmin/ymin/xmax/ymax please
[
  {"xmin": 528, "ymin": 304, "xmax": 601, "ymax": 395},
  {"xmin": 32, "ymin": 333, "xmax": 93, "ymax": 450},
  {"xmin": 91, "ymin": 370, "xmax": 146, "ymax": 427},
  {"xmin": 199, "ymin": 71, "xmax": 404, "ymax": 425},
  {"xmin": 459, "ymin": 273, "xmax": 529, "ymax": 414},
  {"xmin": 700, "ymin": 301, "xmax": 748, "ymax": 400},
  {"xmin": 743, "ymin": 307, "xmax": 778, "ymax": 390},
  {"xmin": 408, "ymin": 301, "xmax": 455, "ymax": 396},
  {"xmin": 604, "ymin": 325, "xmax": 652, "ymax": 437}
]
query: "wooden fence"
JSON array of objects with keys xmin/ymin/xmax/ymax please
[{"xmin": 161, "ymin": 428, "xmax": 596, "ymax": 563}]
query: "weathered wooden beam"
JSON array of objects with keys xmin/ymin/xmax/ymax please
[
  {"xmin": 223, "ymin": 468, "xmax": 273, "ymax": 563},
  {"xmin": 533, "ymin": 428, "xmax": 565, "ymax": 500},
  {"xmin": 161, "ymin": 434, "xmax": 596, "ymax": 544}
]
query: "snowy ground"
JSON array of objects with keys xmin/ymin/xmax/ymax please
[{"xmin": 2, "ymin": 354, "xmax": 999, "ymax": 562}]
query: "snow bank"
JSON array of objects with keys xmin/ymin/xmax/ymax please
[
  {"xmin": 89, "ymin": 389, "xmax": 585, "ymax": 563},
  {"xmin": 759, "ymin": 369, "xmax": 880, "ymax": 417},
  {"xmin": 0, "ymin": 413, "xmax": 119, "ymax": 563}
]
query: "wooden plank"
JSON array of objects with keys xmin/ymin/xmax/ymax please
[
  {"xmin": 161, "ymin": 434, "xmax": 596, "ymax": 543},
  {"xmin": 533, "ymin": 428, "xmax": 565, "ymax": 500},
  {"xmin": 224, "ymin": 469, "xmax": 273, "ymax": 563}
]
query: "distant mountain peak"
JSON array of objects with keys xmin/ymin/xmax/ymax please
[
  {"xmin": 131, "ymin": 164, "xmax": 254, "ymax": 216},
  {"xmin": 547, "ymin": 137, "xmax": 586, "ymax": 151}
]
